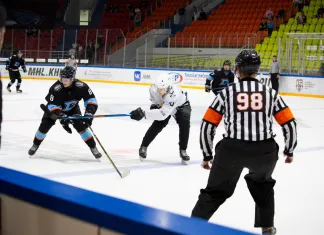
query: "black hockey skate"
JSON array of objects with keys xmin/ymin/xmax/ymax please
[
  {"xmin": 139, "ymin": 146, "xmax": 147, "ymax": 161},
  {"xmin": 180, "ymin": 150, "xmax": 190, "ymax": 165},
  {"xmin": 262, "ymin": 227, "xmax": 277, "ymax": 235},
  {"xmin": 28, "ymin": 144, "xmax": 39, "ymax": 156},
  {"xmin": 16, "ymin": 88, "xmax": 22, "ymax": 93},
  {"xmin": 6, "ymin": 86, "xmax": 11, "ymax": 92},
  {"xmin": 90, "ymin": 147, "xmax": 102, "ymax": 159}
]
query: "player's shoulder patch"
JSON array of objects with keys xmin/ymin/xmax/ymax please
[
  {"xmin": 54, "ymin": 83, "xmax": 63, "ymax": 91},
  {"xmin": 75, "ymin": 81, "xmax": 85, "ymax": 88}
]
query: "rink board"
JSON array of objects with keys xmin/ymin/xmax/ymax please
[
  {"xmin": 0, "ymin": 167, "xmax": 256, "ymax": 235},
  {"xmin": 0, "ymin": 64, "xmax": 324, "ymax": 98}
]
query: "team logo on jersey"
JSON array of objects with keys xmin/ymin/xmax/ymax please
[
  {"xmin": 54, "ymin": 84, "xmax": 63, "ymax": 91},
  {"xmin": 134, "ymin": 71, "xmax": 141, "ymax": 81},
  {"xmin": 75, "ymin": 81, "xmax": 85, "ymax": 87},
  {"xmin": 168, "ymin": 72, "xmax": 183, "ymax": 84}
]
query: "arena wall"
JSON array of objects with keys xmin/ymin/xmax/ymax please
[{"xmin": 1, "ymin": 65, "xmax": 323, "ymax": 98}]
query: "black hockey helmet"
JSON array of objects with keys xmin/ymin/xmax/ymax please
[
  {"xmin": 17, "ymin": 50, "xmax": 23, "ymax": 56},
  {"xmin": 59, "ymin": 66, "xmax": 76, "ymax": 82},
  {"xmin": 235, "ymin": 50, "xmax": 261, "ymax": 75},
  {"xmin": 223, "ymin": 60, "xmax": 231, "ymax": 67}
]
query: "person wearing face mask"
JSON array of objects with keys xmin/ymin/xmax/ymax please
[
  {"xmin": 28, "ymin": 66, "xmax": 101, "ymax": 159},
  {"xmin": 129, "ymin": 73, "xmax": 191, "ymax": 165},
  {"xmin": 205, "ymin": 60, "xmax": 235, "ymax": 96}
]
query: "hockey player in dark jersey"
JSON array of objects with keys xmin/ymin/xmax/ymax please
[
  {"xmin": 205, "ymin": 60, "xmax": 235, "ymax": 96},
  {"xmin": 6, "ymin": 50, "xmax": 27, "ymax": 93},
  {"xmin": 28, "ymin": 66, "xmax": 102, "ymax": 159}
]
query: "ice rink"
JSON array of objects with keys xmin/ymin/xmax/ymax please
[{"xmin": 1, "ymin": 79, "xmax": 324, "ymax": 234}]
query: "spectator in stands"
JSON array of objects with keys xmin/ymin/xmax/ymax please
[
  {"xmin": 297, "ymin": 11, "xmax": 307, "ymax": 24},
  {"xmin": 293, "ymin": 0, "xmax": 303, "ymax": 12},
  {"xmin": 134, "ymin": 9, "xmax": 141, "ymax": 26},
  {"xmin": 178, "ymin": 6, "xmax": 186, "ymax": 25},
  {"xmin": 78, "ymin": 44, "xmax": 83, "ymax": 59},
  {"xmin": 259, "ymin": 18, "xmax": 268, "ymax": 31},
  {"xmin": 318, "ymin": 5, "xmax": 324, "ymax": 16},
  {"xmin": 192, "ymin": 5, "xmax": 198, "ymax": 21},
  {"xmin": 265, "ymin": 8, "xmax": 274, "ymax": 19},
  {"xmin": 174, "ymin": 10, "xmax": 180, "ymax": 24},
  {"xmin": 198, "ymin": 9, "xmax": 207, "ymax": 20},
  {"xmin": 276, "ymin": 7, "xmax": 285, "ymax": 20},
  {"xmin": 140, "ymin": 0, "xmax": 148, "ymax": 8},
  {"xmin": 128, "ymin": 4, "xmax": 135, "ymax": 20},
  {"xmin": 267, "ymin": 19, "xmax": 275, "ymax": 36},
  {"xmin": 87, "ymin": 41, "xmax": 95, "ymax": 65}
]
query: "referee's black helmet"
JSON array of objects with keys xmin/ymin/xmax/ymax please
[{"xmin": 235, "ymin": 50, "xmax": 261, "ymax": 75}]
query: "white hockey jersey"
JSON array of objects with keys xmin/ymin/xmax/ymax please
[
  {"xmin": 66, "ymin": 58, "xmax": 77, "ymax": 68},
  {"xmin": 145, "ymin": 84, "xmax": 188, "ymax": 121}
]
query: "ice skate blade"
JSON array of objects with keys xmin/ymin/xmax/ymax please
[{"xmin": 139, "ymin": 156, "xmax": 145, "ymax": 162}]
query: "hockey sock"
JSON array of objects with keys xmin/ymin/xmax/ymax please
[
  {"xmin": 7, "ymin": 81, "xmax": 13, "ymax": 87},
  {"xmin": 79, "ymin": 129, "xmax": 96, "ymax": 148},
  {"xmin": 33, "ymin": 130, "xmax": 47, "ymax": 145}
]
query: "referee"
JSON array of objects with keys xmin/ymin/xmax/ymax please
[{"xmin": 191, "ymin": 50, "xmax": 297, "ymax": 235}]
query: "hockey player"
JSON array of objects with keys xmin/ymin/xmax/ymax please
[
  {"xmin": 28, "ymin": 66, "xmax": 102, "ymax": 159},
  {"xmin": 65, "ymin": 54, "xmax": 78, "ymax": 69},
  {"xmin": 205, "ymin": 60, "xmax": 235, "ymax": 96},
  {"xmin": 129, "ymin": 73, "xmax": 191, "ymax": 164},
  {"xmin": 6, "ymin": 50, "xmax": 27, "ymax": 93}
]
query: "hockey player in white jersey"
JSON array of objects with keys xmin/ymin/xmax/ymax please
[{"xmin": 130, "ymin": 73, "xmax": 191, "ymax": 164}]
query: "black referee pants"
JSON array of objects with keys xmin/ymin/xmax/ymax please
[
  {"xmin": 191, "ymin": 138, "xmax": 279, "ymax": 228},
  {"xmin": 141, "ymin": 103, "xmax": 191, "ymax": 150},
  {"xmin": 270, "ymin": 73, "xmax": 279, "ymax": 92}
]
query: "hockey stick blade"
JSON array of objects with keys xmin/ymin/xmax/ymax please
[{"xmin": 121, "ymin": 169, "xmax": 130, "ymax": 178}]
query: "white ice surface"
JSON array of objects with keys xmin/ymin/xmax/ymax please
[{"xmin": 1, "ymin": 80, "xmax": 324, "ymax": 235}]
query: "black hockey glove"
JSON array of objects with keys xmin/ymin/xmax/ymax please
[
  {"xmin": 150, "ymin": 104, "xmax": 159, "ymax": 110},
  {"xmin": 205, "ymin": 85, "xmax": 211, "ymax": 92},
  {"xmin": 60, "ymin": 114, "xmax": 72, "ymax": 134},
  {"xmin": 5, "ymin": 66, "xmax": 8, "ymax": 70},
  {"xmin": 23, "ymin": 68, "xmax": 27, "ymax": 73},
  {"xmin": 83, "ymin": 112, "xmax": 93, "ymax": 127},
  {"xmin": 130, "ymin": 107, "xmax": 145, "ymax": 121}
]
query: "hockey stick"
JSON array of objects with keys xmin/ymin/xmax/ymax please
[
  {"xmin": 40, "ymin": 104, "xmax": 130, "ymax": 120},
  {"xmin": 210, "ymin": 82, "xmax": 235, "ymax": 91},
  {"xmin": 88, "ymin": 126, "xmax": 130, "ymax": 179},
  {"xmin": 40, "ymin": 104, "xmax": 130, "ymax": 178}
]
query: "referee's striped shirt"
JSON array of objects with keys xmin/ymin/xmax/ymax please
[{"xmin": 200, "ymin": 77, "xmax": 297, "ymax": 160}]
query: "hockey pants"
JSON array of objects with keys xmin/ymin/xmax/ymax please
[
  {"xmin": 33, "ymin": 105, "xmax": 96, "ymax": 148},
  {"xmin": 141, "ymin": 102, "xmax": 191, "ymax": 150},
  {"xmin": 8, "ymin": 70, "xmax": 22, "ymax": 89}
]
